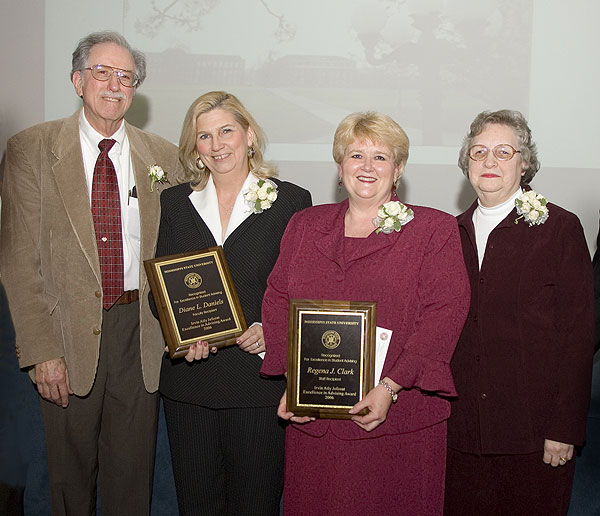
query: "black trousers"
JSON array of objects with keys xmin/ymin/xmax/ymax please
[
  {"xmin": 163, "ymin": 397, "xmax": 285, "ymax": 516},
  {"xmin": 40, "ymin": 301, "xmax": 159, "ymax": 516},
  {"xmin": 444, "ymin": 447, "xmax": 576, "ymax": 516}
]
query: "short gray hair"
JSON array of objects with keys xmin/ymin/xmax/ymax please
[
  {"xmin": 458, "ymin": 109, "xmax": 540, "ymax": 185},
  {"xmin": 71, "ymin": 31, "xmax": 146, "ymax": 86}
]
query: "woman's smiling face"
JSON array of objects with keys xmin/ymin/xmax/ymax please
[
  {"xmin": 195, "ymin": 108, "xmax": 253, "ymax": 178},
  {"xmin": 338, "ymin": 139, "xmax": 401, "ymax": 206}
]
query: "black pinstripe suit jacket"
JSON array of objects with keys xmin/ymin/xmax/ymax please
[{"xmin": 157, "ymin": 179, "xmax": 312, "ymax": 408}]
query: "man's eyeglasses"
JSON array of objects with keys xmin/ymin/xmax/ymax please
[
  {"xmin": 468, "ymin": 144, "xmax": 521, "ymax": 161},
  {"xmin": 84, "ymin": 64, "xmax": 139, "ymax": 88}
]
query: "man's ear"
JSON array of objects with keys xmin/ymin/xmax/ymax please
[{"xmin": 72, "ymin": 71, "xmax": 83, "ymax": 98}]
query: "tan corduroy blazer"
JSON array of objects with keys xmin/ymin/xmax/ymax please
[{"xmin": 0, "ymin": 110, "xmax": 182, "ymax": 395}]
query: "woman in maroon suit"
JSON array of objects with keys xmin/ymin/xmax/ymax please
[
  {"xmin": 444, "ymin": 110, "xmax": 595, "ymax": 516},
  {"xmin": 261, "ymin": 112, "xmax": 470, "ymax": 516}
]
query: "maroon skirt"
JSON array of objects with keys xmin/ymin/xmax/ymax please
[{"xmin": 283, "ymin": 421, "xmax": 447, "ymax": 516}]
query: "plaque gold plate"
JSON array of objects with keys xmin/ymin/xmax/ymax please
[
  {"xmin": 144, "ymin": 247, "xmax": 247, "ymax": 359},
  {"xmin": 287, "ymin": 299, "xmax": 376, "ymax": 419}
]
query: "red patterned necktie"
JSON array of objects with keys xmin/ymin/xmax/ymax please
[{"xmin": 92, "ymin": 138, "xmax": 124, "ymax": 309}]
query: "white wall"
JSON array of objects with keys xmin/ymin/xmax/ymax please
[
  {"xmin": 1, "ymin": 0, "xmax": 598, "ymax": 251},
  {"xmin": 0, "ymin": 0, "xmax": 44, "ymax": 163}
]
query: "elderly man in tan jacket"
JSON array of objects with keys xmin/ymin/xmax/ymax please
[{"xmin": 0, "ymin": 31, "xmax": 181, "ymax": 516}]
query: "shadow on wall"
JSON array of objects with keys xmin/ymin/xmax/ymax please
[
  {"xmin": 0, "ymin": 282, "xmax": 43, "ymax": 516},
  {"xmin": 396, "ymin": 179, "xmax": 409, "ymax": 206},
  {"xmin": 568, "ymin": 351, "xmax": 600, "ymax": 516},
  {"xmin": 456, "ymin": 177, "xmax": 475, "ymax": 214},
  {"xmin": 127, "ymin": 94, "xmax": 151, "ymax": 132},
  {"xmin": 1, "ymin": 151, "xmax": 6, "ymax": 196}
]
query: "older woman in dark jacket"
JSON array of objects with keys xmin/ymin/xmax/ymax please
[{"xmin": 445, "ymin": 110, "xmax": 595, "ymax": 516}]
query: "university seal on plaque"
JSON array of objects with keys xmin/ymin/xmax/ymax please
[
  {"xmin": 321, "ymin": 330, "xmax": 341, "ymax": 350},
  {"xmin": 184, "ymin": 272, "xmax": 202, "ymax": 289}
]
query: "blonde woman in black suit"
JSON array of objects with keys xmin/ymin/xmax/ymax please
[{"xmin": 155, "ymin": 91, "xmax": 312, "ymax": 516}]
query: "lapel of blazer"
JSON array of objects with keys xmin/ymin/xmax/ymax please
[
  {"xmin": 223, "ymin": 212, "xmax": 260, "ymax": 251},
  {"xmin": 314, "ymin": 200, "xmax": 398, "ymax": 272},
  {"xmin": 126, "ymin": 122, "xmax": 162, "ymax": 288},
  {"xmin": 218, "ymin": 175, "xmax": 269, "ymax": 251},
  {"xmin": 50, "ymin": 110, "xmax": 100, "ymax": 283},
  {"xmin": 186, "ymin": 187, "xmax": 219, "ymax": 247},
  {"xmin": 457, "ymin": 199, "xmax": 477, "ymax": 254}
]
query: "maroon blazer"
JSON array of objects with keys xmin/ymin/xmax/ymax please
[
  {"xmin": 448, "ymin": 197, "xmax": 595, "ymax": 455},
  {"xmin": 261, "ymin": 199, "xmax": 470, "ymax": 439}
]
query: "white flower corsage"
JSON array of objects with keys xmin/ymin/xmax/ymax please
[
  {"xmin": 243, "ymin": 178, "xmax": 278, "ymax": 214},
  {"xmin": 148, "ymin": 164, "xmax": 169, "ymax": 192},
  {"xmin": 514, "ymin": 189, "xmax": 549, "ymax": 226},
  {"xmin": 372, "ymin": 200, "xmax": 414, "ymax": 234}
]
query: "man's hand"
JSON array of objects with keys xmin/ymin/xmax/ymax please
[{"xmin": 34, "ymin": 358, "xmax": 73, "ymax": 407}]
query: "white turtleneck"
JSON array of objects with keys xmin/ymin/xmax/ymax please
[{"xmin": 473, "ymin": 188, "xmax": 521, "ymax": 269}]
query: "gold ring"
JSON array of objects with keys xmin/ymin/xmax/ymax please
[{"xmin": 559, "ymin": 457, "xmax": 567, "ymax": 464}]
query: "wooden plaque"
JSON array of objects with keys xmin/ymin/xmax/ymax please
[
  {"xmin": 144, "ymin": 247, "xmax": 247, "ymax": 359},
  {"xmin": 287, "ymin": 299, "xmax": 376, "ymax": 419}
]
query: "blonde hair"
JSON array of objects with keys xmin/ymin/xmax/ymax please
[
  {"xmin": 178, "ymin": 91, "xmax": 276, "ymax": 189},
  {"xmin": 332, "ymin": 111, "xmax": 409, "ymax": 167}
]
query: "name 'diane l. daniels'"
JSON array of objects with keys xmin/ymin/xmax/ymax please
[{"xmin": 179, "ymin": 299, "xmax": 223, "ymax": 313}]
